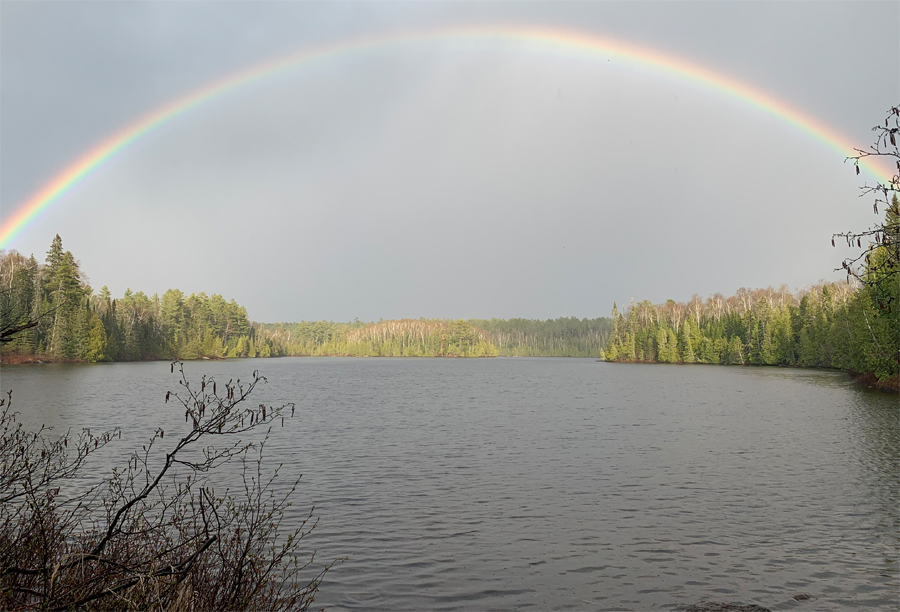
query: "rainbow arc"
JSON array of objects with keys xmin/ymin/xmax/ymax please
[{"xmin": 0, "ymin": 25, "xmax": 888, "ymax": 249}]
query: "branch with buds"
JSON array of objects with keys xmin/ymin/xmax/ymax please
[{"xmin": 834, "ymin": 105, "xmax": 900, "ymax": 307}]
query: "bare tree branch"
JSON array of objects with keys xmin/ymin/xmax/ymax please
[{"xmin": 834, "ymin": 105, "xmax": 900, "ymax": 306}]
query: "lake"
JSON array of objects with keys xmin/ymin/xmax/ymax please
[{"xmin": 2, "ymin": 357, "xmax": 897, "ymax": 611}]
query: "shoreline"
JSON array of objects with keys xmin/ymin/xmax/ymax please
[
  {"xmin": 0, "ymin": 353, "xmax": 496, "ymax": 365},
  {"xmin": 4, "ymin": 353, "xmax": 896, "ymax": 394},
  {"xmin": 846, "ymin": 369, "xmax": 900, "ymax": 394},
  {"xmin": 0, "ymin": 354, "xmax": 223, "ymax": 365},
  {"xmin": 597, "ymin": 359, "xmax": 900, "ymax": 395},
  {"xmin": 599, "ymin": 359, "xmax": 899, "ymax": 394}
]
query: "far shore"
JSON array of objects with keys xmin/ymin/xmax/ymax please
[{"xmin": 0, "ymin": 352, "xmax": 494, "ymax": 365}]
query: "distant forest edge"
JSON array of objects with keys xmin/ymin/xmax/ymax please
[
  {"xmin": 601, "ymin": 285, "xmax": 898, "ymax": 392},
  {"xmin": 263, "ymin": 317, "xmax": 612, "ymax": 358},
  {"xmin": 0, "ymin": 235, "xmax": 612, "ymax": 362}
]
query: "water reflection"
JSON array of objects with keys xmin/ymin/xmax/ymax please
[{"xmin": 845, "ymin": 390, "xmax": 899, "ymax": 552}]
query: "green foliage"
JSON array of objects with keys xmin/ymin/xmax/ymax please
[{"xmin": 84, "ymin": 314, "xmax": 108, "ymax": 362}]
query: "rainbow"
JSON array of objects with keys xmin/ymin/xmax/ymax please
[{"xmin": 0, "ymin": 25, "xmax": 889, "ymax": 249}]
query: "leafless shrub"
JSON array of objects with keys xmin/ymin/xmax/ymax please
[{"xmin": 0, "ymin": 363, "xmax": 336, "ymax": 611}]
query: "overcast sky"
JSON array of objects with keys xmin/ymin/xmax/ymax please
[{"xmin": 2, "ymin": 1, "xmax": 897, "ymax": 322}]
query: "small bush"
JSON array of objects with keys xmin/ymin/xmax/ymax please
[{"xmin": 0, "ymin": 363, "xmax": 334, "ymax": 611}]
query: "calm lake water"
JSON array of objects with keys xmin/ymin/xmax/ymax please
[{"xmin": 2, "ymin": 358, "xmax": 897, "ymax": 611}]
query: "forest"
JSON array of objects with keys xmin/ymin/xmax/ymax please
[
  {"xmin": 601, "ymin": 196, "xmax": 899, "ymax": 389},
  {"xmin": 0, "ymin": 235, "xmax": 611, "ymax": 362},
  {"xmin": 0, "ymin": 235, "xmax": 281, "ymax": 362}
]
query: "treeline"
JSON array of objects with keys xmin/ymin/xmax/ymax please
[
  {"xmin": 602, "ymin": 281, "xmax": 898, "ymax": 383},
  {"xmin": 263, "ymin": 319, "xmax": 499, "ymax": 357},
  {"xmin": 0, "ymin": 235, "xmax": 281, "ymax": 362},
  {"xmin": 473, "ymin": 317, "xmax": 612, "ymax": 356},
  {"xmin": 602, "ymin": 198, "xmax": 898, "ymax": 385}
]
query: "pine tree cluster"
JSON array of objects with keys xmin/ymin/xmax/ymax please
[{"xmin": 0, "ymin": 235, "xmax": 280, "ymax": 362}]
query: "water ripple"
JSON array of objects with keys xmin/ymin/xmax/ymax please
[{"xmin": 2, "ymin": 358, "xmax": 897, "ymax": 611}]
